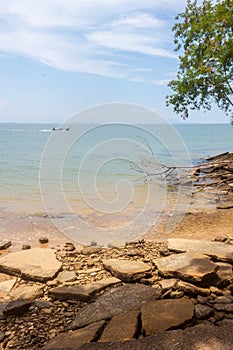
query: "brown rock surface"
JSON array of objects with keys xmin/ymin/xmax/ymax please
[
  {"xmin": 168, "ymin": 238, "xmax": 233, "ymax": 263},
  {"xmin": 9, "ymin": 284, "xmax": 44, "ymax": 300},
  {"xmin": 49, "ymin": 277, "xmax": 121, "ymax": 301},
  {"xmin": 0, "ymin": 248, "xmax": 62, "ymax": 282},
  {"xmin": 43, "ymin": 321, "xmax": 105, "ymax": 349},
  {"xmin": 141, "ymin": 299, "xmax": 194, "ymax": 335},
  {"xmin": 103, "ymin": 259, "xmax": 151, "ymax": 282},
  {"xmin": 155, "ymin": 252, "xmax": 218, "ymax": 286},
  {"xmin": 99, "ymin": 310, "xmax": 139, "ymax": 342},
  {"xmin": 70, "ymin": 284, "xmax": 160, "ymax": 329}
]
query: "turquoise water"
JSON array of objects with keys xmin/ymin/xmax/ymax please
[{"xmin": 0, "ymin": 123, "xmax": 232, "ymax": 216}]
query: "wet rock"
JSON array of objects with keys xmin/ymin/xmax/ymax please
[
  {"xmin": 195, "ymin": 304, "xmax": 213, "ymax": 319},
  {"xmin": 49, "ymin": 277, "xmax": 121, "ymax": 301},
  {"xmin": 22, "ymin": 244, "xmax": 31, "ymax": 250},
  {"xmin": 141, "ymin": 299, "xmax": 194, "ymax": 335},
  {"xmin": 103, "ymin": 259, "xmax": 151, "ymax": 282},
  {"xmin": 3, "ymin": 299, "xmax": 31, "ymax": 317},
  {"xmin": 9, "ymin": 284, "xmax": 44, "ymax": 300},
  {"xmin": 81, "ymin": 247, "xmax": 102, "ymax": 255},
  {"xmin": 70, "ymin": 284, "xmax": 160, "ymax": 329},
  {"xmin": 43, "ymin": 321, "xmax": 105, "ymax": 349},
  {"xmin": 0, "ymin": 241, "xmax": 11, "ymax": 250},
  {"xmin": 155, "ymin": 252, "xmax": 218, "ymax": 286},
  {"xmin": 99, "ymin": 310, "xmax": 139, "ymax": 342},
  {"xmin": 168, "ymin": 238, "xmax": 233, "ymax": 263},
  {"xmin": 0, "ymin": 248, "xmax": 62, "ymax": 282},
  {"xmin": 64, "ymin": 242, "xmax": 76, "ymax": 251},
  {"xmin": 39, "ymin": 237, "xmax": 49, "ymax": 244}
]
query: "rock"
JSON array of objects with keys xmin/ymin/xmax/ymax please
[
  {"xmin": 9, "ymin": 284, "xmax": 43, "ymax": 300},
  {"xmin": 39, "ymin": 237, "xmax": 49, "ymax": 244},
  {"xmin": 90, "ymin": 241, "xmax": 98, "ymax": 246},
  {"xmin": 43, "ymin": 321, "xmax": 105, "ymax": 349},
  {"xmin": 0, "ymin": 248, "xmax": 62, "ymax": 282},
  {"xmin": 214, "ymin": 295, "xmax": 233, "ymax": 304},
  {"xmin": 70, "ymin": 284, "xmax": 160, "ymax": 329},
  {"xmin": 0, "ymin": 278, "xmax": 16, "ymax": 295},
  {"xmin": 215, "ymin": 262, "xmax": 233, "ymax": 287},
  {"xmin": 99, "ymin": 310, "xmax": 139, "ymax": 342},
  {"xmin": 64, "ymin": 242, "xmax": 76, "ymax": 251},
  {"xmin": 0, "ymin": 241, "xmax": 11, "ymax": 250},
  {"xmin": 214, "ymin": 236, "xmax": 228, "ymax": 243},
  {"xmin": 3, "ymin": 299, "xmax": 31, "ymax": 317},
  {"xmin": 81, "ymin": 247, "xmax": 102, "ymax": 255},
  {"xmin": 155, "ymin": 252, "xmax": 218, "ymax": 286},
  {"xmin": 79, "ymin": 330, "xmax": 184, "ymax": 350},
  {"xmin": 168, "ymin": 238, "xmax": 233, "ymax": 263},
  {"xmin": 55, "ymin": 270, "xmax": 76, "ymax": 283},
  {"xmin": 22, "ymin": 244, "xmax": 31, "ymax": 250},
  {"xmin": 49, "ymin": 277, "xmax": 121, "ymax": 301},
  {"xmin": 78, "ymin": 322, "xmax": 233, "ymax": 350},
  {"xmin": 195, "ymin": 304, "xmax": 213, "ymax": 319},
  {"xmin": 159, "ymin": 279, "xmax": 178, "ymax": 292},
  {"xmin": 141, "ymin": 299, "xmax": 194, "ymax": 335},
  {"xmin": 0, "ymin": 331, "xmax": 5, "ymax": 342},
  {"xmin": 177, "ymin": 281, "xmax": 210, "ymax": 296},
  {"xmin": 103, "ymin": 259, "xmax": 151, "ymax": 282},
  {"xmin": 214, "ymin": 303, "xmax": 233, "ymax": 313}
]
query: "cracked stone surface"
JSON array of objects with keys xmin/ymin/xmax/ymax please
[{"xmin": 70, "ymin": 284, "xmax": 160, "ymax": 329}]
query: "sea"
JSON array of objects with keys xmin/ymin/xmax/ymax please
[{"xmin": 0, "ymin": 122, "xmax": 232, "ymax": 246}]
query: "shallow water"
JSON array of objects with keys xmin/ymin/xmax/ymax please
[{"xmin": 0, "ymin": 123, "xmax": 232, "ymax": 246}]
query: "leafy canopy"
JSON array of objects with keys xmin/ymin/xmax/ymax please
[{"xmin": 166, "ymin": 0, "xmax": 233, "ymax": 121}]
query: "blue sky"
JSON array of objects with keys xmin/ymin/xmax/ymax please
[{"xmin": 0, "ymin": 0, "xmax": 230, "ymax": 124}]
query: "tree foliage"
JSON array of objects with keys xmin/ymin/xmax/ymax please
[{"xmin": 167, "ymin": 0, "xmax": 233, "ymax": 121}]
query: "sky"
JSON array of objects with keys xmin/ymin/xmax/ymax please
[{"xmin": 0, "ymin": 0, "xmax": 230, "ymax": 124}]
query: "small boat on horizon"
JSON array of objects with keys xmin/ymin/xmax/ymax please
[{"xmin": 52, "ymin": 127, "xmax": 70, "ymax": 131}]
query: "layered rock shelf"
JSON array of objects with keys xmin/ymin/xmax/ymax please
[{"xmin": 0, "ymin": 238, "xmax": 232, "ymax": 349}]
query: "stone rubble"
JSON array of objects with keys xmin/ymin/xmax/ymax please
[{"xmin": 0, "ymin": 238, "xmax": 231, "ymax": 349}]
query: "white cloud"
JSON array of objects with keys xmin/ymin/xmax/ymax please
[{"xmin": 0, "ymin": 0, "xmax": 186, "ymax": 80}]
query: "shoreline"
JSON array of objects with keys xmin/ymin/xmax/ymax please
[{"xmin": 0, "ymin": 208, "xmax": 232, "ymax": 253}]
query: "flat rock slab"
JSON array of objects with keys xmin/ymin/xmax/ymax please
[
  {"xmin": 155, "ymin": 252, "xmax": 218, "ymax": 286},
  {"xmin": 9, "ymin": 284, "xmax": 44, "ymax": 300},
  {"xmin": 3, "ymin": 299, "xmax": 31, "ymax": 317},
  {"xmin": 215, "ymin": 262, "xmax": 233, "ymax": 287},
  {"xmin": 55, "ymin": 270, "xmax": 76, "ymax": 283},
  {"xmin": 0, "ymin": 278, "xmax": 16, "ymax": 295},
  {"xmin": 43, "ymin": 321, "xmax": 105, "ymax": 349},
  {"xmin": 70, "ymin": 284, "xmax": 160, "ymax": 329},
  {"xmin": 49, "ymin": 277, "xmax": 121, "ymax": 301},
  {"xmin": 168, "ymin": 238, "xmax": 233, "ymax": 263},
  {"xmin": 79, "ymin": 323, "xmax": 233, "ymax": 350},
  {"xmin": 103, "ymin": 259, "xmax": 151, "ymax": 282},
  {"xmin": 141, "ymin": 299, "xmax": 194, "ymax": 335},
  {"xmin": 0, "ymin": 248, "xmax": 62, "ymax": 282},
  {"xmin": 99, "ymin": 310, "xmax": 139, "ymax": 342}
]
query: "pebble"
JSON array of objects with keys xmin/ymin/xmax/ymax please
[{"xmin": 39, "ymin": 237, "xmax": 49, "ymax": 244}]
